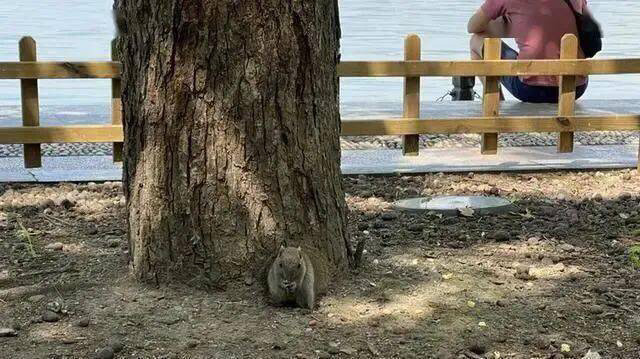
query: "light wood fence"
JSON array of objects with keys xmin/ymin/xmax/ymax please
[
  {"xmin": 1, "ymin": 34, "xmax": 640, "ymax": 169},
  {"xmin": 0, "ymin": 37, "xmax": 122, "ymax": 168}
]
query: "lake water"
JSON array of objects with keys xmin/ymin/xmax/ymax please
[{"xmin": 0, "ymin": 0, "xmax": 639, "ymax": 124}]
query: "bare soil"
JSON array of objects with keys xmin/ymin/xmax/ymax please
[{"xmin": 1, "ymin": 170, "xmax": 639, "ymax": 359}]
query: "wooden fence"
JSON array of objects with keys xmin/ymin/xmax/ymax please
[
  {"xmin": 0, "ymin": 37, "xmax": 122, "ymax": 168},
  {"xmin": 1, "ymin": 34, "xmax": 640, "ymax": 169}
]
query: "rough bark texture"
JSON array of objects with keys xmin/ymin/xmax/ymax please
[{"xmin": 113, "ymin": 0, "xmax": 349, "ymax": 284}]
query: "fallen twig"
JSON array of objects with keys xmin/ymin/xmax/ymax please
[{"xmin": 42, "ymin": 213, "xmax": 72, "ymax": 227}]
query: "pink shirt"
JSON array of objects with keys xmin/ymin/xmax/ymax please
[{"xmin": 481, "ymin": 0, "xmax": 588, "ymax": 86}]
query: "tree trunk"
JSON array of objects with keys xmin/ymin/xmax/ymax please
[{"xmin": 113, "ymin": 0, "xmax": 350, "ymax": 285}]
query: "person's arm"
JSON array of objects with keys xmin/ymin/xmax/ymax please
[
  {"xmin": 467, "ymin": 9, "xmax": 491, "ymax": 34},
  {"xmin": 469, "ymin": 0, "xmax": 509, "ymax": 34},
  {"xmin": 468, "ymin": 11, "xmax": 511, "ymax": 37}
]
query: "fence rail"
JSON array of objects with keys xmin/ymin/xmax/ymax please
[
  {"xmin": 1, "ymin": 34, "xmax": 640, "ymax": 169},
  {"xmin": 0, "ymin": 62, "xmax": 121, "ymax": 79},
  {"xmin": 341, "ymin": 115, "xmax": 640, "ymax": 136},
  {"xmin": 337, "ymin": 58, "xmax": 640, "ymax": 77},
  {"xmin": 4, "ymin": 58, "xmax": 639, "ymax": 79},
  {"xmin": 0, "ymin": 125, "xmax": 124, "ymax": 145}
]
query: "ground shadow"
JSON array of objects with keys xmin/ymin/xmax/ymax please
[{"xmin": 0, "ymin": 172, "xmax": 639, "ymax": 358}]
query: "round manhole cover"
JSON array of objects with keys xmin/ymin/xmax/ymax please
[{"xmin": 394, "ymin": 196, "xmax": 514, "ymax": 216}]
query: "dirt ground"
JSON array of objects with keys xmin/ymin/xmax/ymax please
[{"xmin": 1, "ymin": 170, "xmax": 639, "ymax": 359}]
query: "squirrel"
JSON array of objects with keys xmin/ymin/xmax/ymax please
[{"xmin": 268, "ymin": 246, "xmax": 322, "ymax": 309}]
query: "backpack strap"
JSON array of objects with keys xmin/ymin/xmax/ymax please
[{"xmin": 562, "ymin": 0, "xmax": 578, "ymax": 15}]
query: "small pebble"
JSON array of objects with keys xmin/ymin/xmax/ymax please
[
  {"xmin": 38, "ymin": 199, "xmax": 55, "ymax": 210},
  {"xmin": 42, "ymin": 311, "xmax": 61, "ymax": 323},
  {"xmin": 380, "ymin": 212, "xmax": 398, "ymax": 221},
  {"xmin": 582, "ymin": 350, "xmax": 602, "ymax": 359},
  {"xmin": 468, "ymin": 341, "xmax": 487, "ymax": 355},
  {"xmin": 107, "ymin": 239, "xmax": 121, "ymax": 248},
  {"xmin": 76, "ymin": 318, "xmax": 90, "ymax": 327},
  {"xmin": 45, "ymin": 242, "xmax": 64, "ymax": 251},
  {"xmin": 515, "ymin": 265, "xmax": 533, "ymax": 280},
  {"xmin": 46, "ymin": 301, "xmax": 62, "ymax": 313},
  {"xmin": 588, "ymin": 305, "xmax": 604, "ymax": 315},
  {"xmin": 559, "ymin": 243, "xmax": 575, "ymax": 252},
  {"xmin": 527, "ymin": 237, "xmax": 540, "ymax": 245},
  {"xmin": 95, "ymin": 347, "xmax": 114, "ymax": 359},
  {"xmin": 185, "ymin": 339, "xmax": 199, "ymax": 349},
  {"xmin": 60, "ymin": 198, "xmax": 75, "ymax": 209},
  {"xmin": 535, "ymin": 337, "xmax": 550, "ymax": 350},
  {"xmin": 467, "ymin": 301, "xmax": 476, "ymax": 308},
  {"xmin": 110, "ymin": 340, "xmax": 124, "ymax": 353}
]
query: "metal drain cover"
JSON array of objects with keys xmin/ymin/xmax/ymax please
[{"xmin": 394, "ymin": 196, "xmax": 514, "ymax": 216}]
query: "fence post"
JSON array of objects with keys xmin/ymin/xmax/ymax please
[
  {"xmin": 402, "ymin": 34, "xmax": 420, "ymax": 156},
  {"xmin": 111, "ymin": 39, "xmax": 123, "ymax": 162},
  {"xmin": 481, "ymin": 38, "xmax": 502, "ymax": 155},
  {"xmin": 558, "ymin": 34, "xmax": 578, "ymax": 153},
  {"xmin": 19, "ymin": 36, "xmax": 42, "ymax": 168}
]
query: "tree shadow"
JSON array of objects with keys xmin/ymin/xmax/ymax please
[{"xmin": 1, "ymin": 172, "xmax": 639, "ymax": 358}]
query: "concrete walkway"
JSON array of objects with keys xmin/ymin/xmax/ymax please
[
  {"xmin": 0, "ymin": 145, "xmax": 637, "ymax": 182},
  {"xmin": 342, "ymin": 144, "xmax": 639, "ymax": 175}
]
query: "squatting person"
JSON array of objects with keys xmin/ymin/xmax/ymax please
[{"xmin": 467, "ymin": 0, "xmax": 593, "ymax": 103}]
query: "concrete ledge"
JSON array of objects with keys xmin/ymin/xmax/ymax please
[
  {"xmin": 342, "ymin": 145, "xmax": 639, "ymax": 175},
  {"xmin": 0, "ymin": 145, "xmax": 637, "ymax": 183},
  {"xmin": 0, "ymin": 156, "xmax": 122, "ymax": 183}
]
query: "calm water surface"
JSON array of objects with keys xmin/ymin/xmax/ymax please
[{"xmin": 0, "ymin": 0, "xmax": 638, "ymax": 123}]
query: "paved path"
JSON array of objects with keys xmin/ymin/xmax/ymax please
[
  {"xmin": 0, "ymin": 145, "xmax": 637, "ymax": 182},
  {"xmin": 342, "ymin": 145, "xmax": 639, "ymax": 175}
]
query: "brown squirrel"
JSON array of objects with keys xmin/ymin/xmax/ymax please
[{"xmin": 268, "ymin": 246, "xmax": 321, "ymax": 309}]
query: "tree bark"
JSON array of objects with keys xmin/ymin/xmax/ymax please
[{"xmin": 113, "ymin": 0, "xmax": 349, "ymax": 285}]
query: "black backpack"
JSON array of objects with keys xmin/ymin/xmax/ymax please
[{"xmin": 563, "ymin": 0, "xmax": 603, "ymax": 58}]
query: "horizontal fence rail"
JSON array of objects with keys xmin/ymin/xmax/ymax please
[
  {"xmin": 0, "ymin": 34, "xmax": 639, "ymax": 170},
  {"xmin": 0, "ymin": 125, "xmax": 124, "ymax": 144},
  {"xmin": 337, "ymin": 58, "xmax": 640, "ymax": 77},
  {"xmin": 0, "ymin": 62, "xmax": 121, "ymax": 79},
  {"xmin": 341, "ymin": 115, "xmax": 640, "ymax": 136},
  {"xmin": 2, "ymin": 59, "xmax": 639, "ymax": 80}
]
